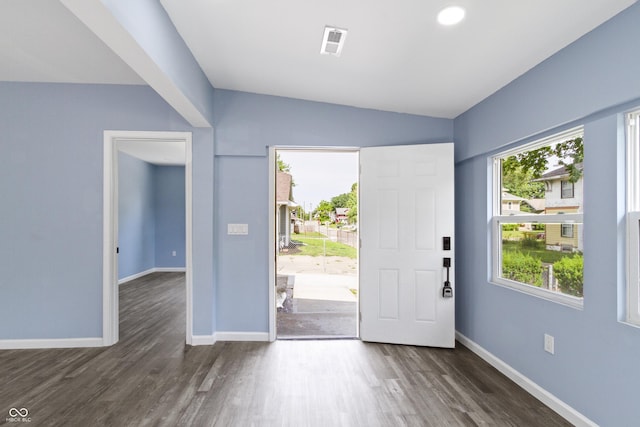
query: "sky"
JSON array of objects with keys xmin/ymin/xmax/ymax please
[{"xmin": 277, "ymin": 150, "xmax": 358, "ymax": 211}]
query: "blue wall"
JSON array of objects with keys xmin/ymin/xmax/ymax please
[
  {"xmin": 0, "ymin": 82, "xmax": 215, "ymax": 339},
  {"xmin": 453, "ymin": 3, "xmax": 640, "ymax": 424},
  {"xmin": 118, "ymin": 152, "xmax": 156, "ymax": 279},
  {"xmin": 154, "ymin": 165, "xmax": 186, "ymax": 268},
  {"xmin": 212, "ymin": 90, "xmax": 453, "ymax": 331},
  {"xmin": 117, "ymin": 159, "xmax": 185, "ymax": 280}
]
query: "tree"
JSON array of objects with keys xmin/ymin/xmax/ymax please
[
  {"xmin": 346, "ymin": 183, "xmax": 357, "ymax": 224},
  {"xmin": 314, "ymin": 200, "xmax": 334, "ymax": 223},
  {"xmin": 276, "ymin": 153, "xmax": 291, "ymax": 173},
  {"xmin": 501, "ymin": 158, "xmax": 545, "ymax": 199},
  {"xmin": 502, "ymin": 137, "xmax": 583, "ymax": 183},
  {"xmin": 331, "ymin": 192, "xmax": 351, "ymax": 209},
  {"xmin": 328, "ymin": 182, "xmax": 358, "ymax": 224},
  {"xmin": 276, "ymin": 153, "xmax": 295, "ymax": 187}
]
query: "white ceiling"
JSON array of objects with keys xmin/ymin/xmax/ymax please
[
  {"xmin": 160, "ymin": 0, "xmax": 636, "ymax": 118},
  {"xmin": 0, "ymin": 0, "xmax": 143, "ymax": 84},
  {"xmin": 118, "ymin": 140, "xmax": 186, "ymax": 166},
  {"xmin": 0, "ymin": 0, "xmax": 635, "ymax": 120}
]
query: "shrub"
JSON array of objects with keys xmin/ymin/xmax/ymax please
[
  {"xmin": 553, "ymin": 255, "xmax": 583, "ymax": 297},
  {"xmin": 521, "ymin": 234, "xmax": 543, "ymax": 249},
  {"xmin": 502, "ymin": 251, "xmax": 543, "ymax": 287},
  {"xmin": 502, "ymin": 224, "xmax": 519, "ymax": 231}
]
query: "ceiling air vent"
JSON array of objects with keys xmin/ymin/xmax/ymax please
[{"xmin": 320, "ymin": 26, "xmax": 348, "ymax": 57}]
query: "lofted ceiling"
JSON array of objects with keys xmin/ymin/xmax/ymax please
[
  {"xmin": 0, "ymin": 0, "xmax": 636, "ymax": 120},
  {"xmin": 0, "ymin": 0, "xmax": 143, "ymax": 85},
  {"xmin": 160, "ymin": 0, "xmax": 636, "ymax": 118}
]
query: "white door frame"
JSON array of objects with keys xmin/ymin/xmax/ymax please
[
  {"xmin": 103, "ymin": 130, "xmax": 193, "ymax": 346},
  {"xmin": 268, "ymin": 146, "xmax": 359, "ymax": 341}
]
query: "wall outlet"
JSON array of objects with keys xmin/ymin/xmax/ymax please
[
  {"xmin": 544, "ymin": 334, "xmax": 555, "ymax": 354},
  {"xmin": 172, "ymin": 251, "xmax": 177, "ymax": 257}
]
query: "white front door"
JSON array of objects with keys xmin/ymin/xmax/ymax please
[{"xmin": 359, "ymin": 143, "xmax": 455, "ymax": 348}]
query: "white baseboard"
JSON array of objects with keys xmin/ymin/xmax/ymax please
[
  {"xmin": 455, "ymin": 332, "xmax": 597, "ymax": 427},
  {"xmin": 154, "ymin": 267, "xmax": 186, "ymax": 272},
  {"xmin": 191, "ymin": 335, "xmax": 216, "ymax": 346},
  {"xmin": 0, "ymin": 337, "xmax": 104, "ymax": 350},
  {"xmin": 119, "ymin": 267, "xmax": 186, "ymax": 285},
  {"xmin": 215, "ymin": 332, "xmax": 270, "ymax": 342}
]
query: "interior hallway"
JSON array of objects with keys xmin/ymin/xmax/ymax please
[{"xmin": 0, "ymin": 273, "xmax": 569, "ymax": 426}]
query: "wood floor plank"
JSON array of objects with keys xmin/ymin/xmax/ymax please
[{"xmin": 0, "ymin": 272, "xmax": 571, "ymax": 426}]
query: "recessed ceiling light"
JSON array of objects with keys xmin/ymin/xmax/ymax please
[{"xmin": 437, "ymin": 6, "xmax": 465, "ymax": 26}]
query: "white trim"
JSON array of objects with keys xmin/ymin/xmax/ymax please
[
  {"xmin": 215, "ymin": 332, "xmax": 270, "ymax": 342},
  {"xmin": 627, "ymin": 212, "xmax": 640, "ymax": 324},
  {"xmin": 627, "ymin": 110, "xmax": 640, "ymax": 325},
  {"xmin": 191, "ymin": 335, "xmax": 217, "ymax": 346},
  {"xmin": 496, "ymin": 127, "xmax": 584, "ymax": 159},
  {"xmin": 0, "ymin": 338, "xmax": 104, "ymax": 350},
  {"xmin": 494, "ymin": 213, "xmax": 583, "ymax": 224},
  {"xmin": 118, "ymin": 268, "xmax": 187, "ymax": 285},
  {"xmin": 490, "ymin": 128, "xmax": 585, "ymax": 308},
  {"xmin": 185, "ymin": 136, "xmax": 194, "ymax": 345},
  {"xmin": 456, "ymin": 332, "xmax": 597, "ymax": 427},
  {"xmin": 103, "ymin": 132, "xmax": 118, "ymax": 345},
  {"xmin": 118, "ymin": 268, "xmax": 155, "ymax": 285},
  {"xmin": 155, "ymin": 267, "xmax": 187, "ymax": 273},
  {"xmin": 103, "ymin": 131, "xmax": 194, "ymax": 347},
  {"xmin": 490, "ymin": 217, "xmax": 584, "ymax": 309},
  {"xmin": 268, "ymin": 147, "xmax": 276, "ymax": 342}
]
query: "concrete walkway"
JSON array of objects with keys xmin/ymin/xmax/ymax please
[
  {"xmin": 276, "ymin": 255, "xmax": 358, "ymax": 338},
  {"xmin": 292, "ymin": 273, "xmax": 357, "ymax": 302}
]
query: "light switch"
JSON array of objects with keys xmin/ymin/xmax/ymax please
[{"xmin": 227, "ymin": 223, "xmax": 249, "ymax": 235}]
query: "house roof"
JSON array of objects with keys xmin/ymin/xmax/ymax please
[
  {"xmin": 524, "ymin": 199, "xmax": 546, "ymax": 212},
  {"xmin": 276, "ymin": 172, "xmax": 293, "ymax": 205},
  {"xmin": 336, "ymin": 208, "xmax": 350, "ymax": 215},
  {"xmin": 536, "ymin": 162, "xmax": 583, "ymax": 181},
  {"xmin": 501, "ymin": 191, "xmax": 526, "ymax": 202}
]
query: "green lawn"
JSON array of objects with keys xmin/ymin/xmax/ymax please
[
  {"xmin": 290, "ymin": 235, "xmax": 357, "ymax": 259},
  {"xmin": 502, "ymin": 240, "xmax": 574, "ymax": 264},
  {"xmin": 502, "ymin": 230, "xmax": 524, "ymax": 240}
]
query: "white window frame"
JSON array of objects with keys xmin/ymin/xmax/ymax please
[
  {"xmin": 626, "ymin": 110, "xmax": 640, "ymax": 325},
  {"xmin": 491, "ymin": 127, "xmax": 584, "ymax": 308},
  {"xmin": 561, "ymin": 180, "xmax": 574, "ymax": 199},
  {"xmin": 561, "ymin": 223, "xmax": 574, "ymax": 238}
]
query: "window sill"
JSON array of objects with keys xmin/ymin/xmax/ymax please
[
  {"xmin": 490, "ymin": 277, "xmax": 584, "ymax": 310},
  {"xmin": 619, "ymin": 319, "xmax": 640, "ymax": 330}
]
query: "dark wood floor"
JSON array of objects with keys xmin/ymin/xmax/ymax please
[{"xmin": 0, "ymin": 273, "xmax": 570, "ymax": 426}]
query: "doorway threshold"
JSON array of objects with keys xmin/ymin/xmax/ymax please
[{"xmin": 277, "ymin": 336, "xmax": 358, "ymax": 341}]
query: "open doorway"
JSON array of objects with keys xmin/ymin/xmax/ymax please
[
  {"xmin": 273, "ymin": 149, "xmax": 359, "ymax": 339},
  {"xmin": 103, "ymin": 131, "xmax": 193, "ymax": 346}
]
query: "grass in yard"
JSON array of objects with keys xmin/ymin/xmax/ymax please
[
  {"xmin": 502, "ymin": 240, "xmax": 575, "ymax": 264},
  {"xmin": 502, "ymin": 230, "xmax": 524, "ymax": 240},
  {"xmin": 294, "ymin": 231, "xmax": 326, "ymax": 238},
  {"xmin": 291, "ymin": 236, "xmax": 357, "ymax": 259}
]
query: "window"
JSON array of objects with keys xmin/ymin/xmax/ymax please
[
  {"xmin": 627, "ymin": 109, "xmax": 640, "ymax": 325},
  {"xmin": 491, "ymin": 127, "xmax": 584, "ymax": 307},
  {"xmin": 561, "ymin": 180, "xmax": 574, "ymax": 198},
  {"xmin": 561, "ymin": 224, "xmax": 574, "ymax": 238}
]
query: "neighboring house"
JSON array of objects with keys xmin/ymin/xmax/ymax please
[
  {"xmin": 276, "ymin": 172, "xmax": 298, "ymax": 248},
  {"xmin": 335, "ymin": 207, "xmax": 350, "ymax": 223},
  {"xmin": 523, "ymin": 198, "xmax": 546, "ymax": 213},
  {"xmin": 501, "ymin": 190, "xmax": 527, "ymax": 215},
  {"xmin": 501, "ymin": 190, "xmax": 539, "ymax": 231},
  {"xmin": 535, "ymin": 163, "xmax": 584, "ymax": 252}
]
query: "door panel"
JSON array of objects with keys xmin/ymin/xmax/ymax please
[{"xmin": 360, "ymin": 143, "xmax": 454, "ymax": 348}]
